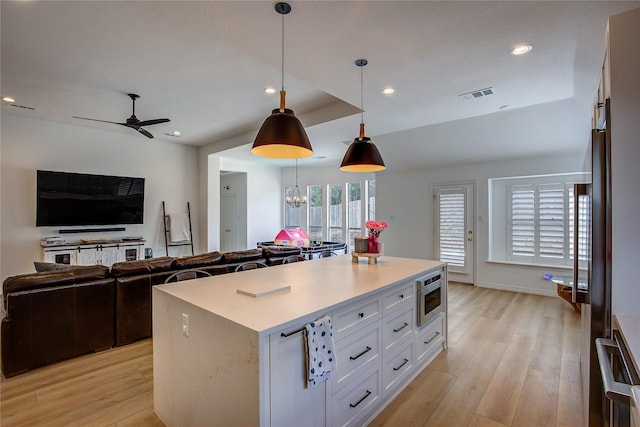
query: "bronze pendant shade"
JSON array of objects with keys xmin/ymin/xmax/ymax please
[
  {"xmin": 251, "ymin": 2, "xmax": 313, "ymax": 159},
  {"xmin": 340, "ymin": 59, "xmax": 385, "ymax": 172},
  {"xmin": 340, "ymin": 124, "xmax": 386, "ymax": 172},
  {"xmin": 252, "ymin": 104, "xmax": 313, "ymax": 159}
]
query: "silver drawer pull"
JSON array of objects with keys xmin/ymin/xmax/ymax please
[
  {"xmin": 425, "ymin": 331, "xmax": 440, "ymax": 345},
  {"xmin": 393, "ymin": 358, "xmax": 409, "ymax": 371},
  {"xmin": 349, "ymin": 390, "xmax": 372, "ymax": 408},
  {"xmin": 595, "ymin": 338, "xmax": 631, "ymax": 405},
  {"xmin": 393, "ymin": 322, "xmax": 409, "ymax": 333},
  {"xmin": 350, "ymin": 346, "xmax": 372, "ymax": 361}
]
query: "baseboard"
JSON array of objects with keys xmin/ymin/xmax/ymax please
[{"xmin": 474, "ymin": 281, "xmax": 557, "ymax": 298}]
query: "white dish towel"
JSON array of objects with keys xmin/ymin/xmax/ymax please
[
  {"xmin": 304, "ymin": 315, "xmax": 337, "ymax": 388},
  {"xmin": 169, "ymin": 213, "xmax": 190, "ymax": 243}
]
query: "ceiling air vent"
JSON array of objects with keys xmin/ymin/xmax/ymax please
[
  {"xmin": 459, "ymin": 87, "xmax": 494, "ymax": 101},
  {"xmin": 5, "ymin": 102, "xmax": 35, "ymax": 110}
]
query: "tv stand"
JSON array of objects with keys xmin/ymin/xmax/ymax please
[{"xmin": 41, "ymin": 238, "xmax": 145, "ymax": 267}]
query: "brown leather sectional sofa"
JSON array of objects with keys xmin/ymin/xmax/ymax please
[{"xmin": 1, "ymin": 245, "xmax": 301, "ymax": 378}]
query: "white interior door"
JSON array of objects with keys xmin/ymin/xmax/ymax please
[
  {"xmin": 221, "ymin": 194, "xmax": 238, "ymax": 252},
  {"xmin": 434, "ymin": 183, "xmax": 475, "ymax": 284}
]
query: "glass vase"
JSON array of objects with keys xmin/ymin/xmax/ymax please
[{"xmin": 367, "ymin": 233, "xmax": 380, "ymax": 253}]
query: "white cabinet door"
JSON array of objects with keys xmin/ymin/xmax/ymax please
[
  {"xmin": 269, "ymin": 329, "xmax": 326, "ymax": 427},
  {"xmin": 76, "ymin": 246, "xmax": 98, "ymax": 265},
  {"xmin": 100, "ymin": 246, "xmax": 119, "ymax": 266}
]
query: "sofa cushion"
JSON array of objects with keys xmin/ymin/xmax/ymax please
[
  {"xmin": 110, "ymin": 257, "xmax": 175, "ymax": 277},
  {"xmin": 174, "ymin": 251, "xmax": 223, "ymax": 269},
  {"xmin": 3, "ymin": 271, "xmax": 74, "ymax": 294},
  {"xmin": 262, "ymin": 245, "xmax": 302, "ymax": 258},
  {"xmin": 70, "ymin": 265, "xmax": 110, "ymax": 281},
  {"xmin": 222, "ymin": 248, "xmax": 264, "ymax": 264},
  {"xmin": 3, "ymin": 264, "xmax": 109, "ymax": 295}
]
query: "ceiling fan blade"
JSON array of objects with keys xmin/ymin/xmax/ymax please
[
  {"xmin": 138, "ymin": 118, "xmax": 170, "ymax": 127},
  {"xmin": 73, "ymin": 94, "xmax": 169, "ymax": 139},
  {"xmin": 72, "ymin": 116, "xmax": 124, "ymax": 125},
  {"xmin": 138, "ymin": 128, "xmax": 154, "ymax": 139}
]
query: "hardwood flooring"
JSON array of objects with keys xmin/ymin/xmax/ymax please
[
  {"xmin": 369, "ymin": 282, "xmax": 583, "ymax": 427},
  {"xmin": 0, "ymin": 282, "xmax": 582, "ymax": 427}
]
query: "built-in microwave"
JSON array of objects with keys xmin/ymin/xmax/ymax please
[{"xmin": 417, "ymin": 268, "xmax": 444, "ymax": 328}]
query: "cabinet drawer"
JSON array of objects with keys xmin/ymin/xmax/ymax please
[
  {"xmin": 383, "ymin": 281, "xmax": 414, "ymax": 313},
  {"xmin": 332, "ymin": 367, "xmax": 381, "ymax": 427},
  {"xmin": 333, "ymin": 321, "xmax": 382, "ymax": 392},
  {"xmin": 382, "ymin": 339, "xmax": 414, "ymax": 398},
  {"xmin": 382, "ymin": 305, "xmax": 415, "ymax": 352},
  {"xmin": 415, "ymin": 314, "xmax": 444, "ymax": 366},
  {"xmin": 333, "ymin": 295, "xmax": 382, "ymax": 340}
]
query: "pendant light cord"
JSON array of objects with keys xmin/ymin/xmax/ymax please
[
  {"xmin": 360, "ymin": 65, "xmax": 364, "ymax": 124},
  {"xmin": 281, "ymin": 12, "xmax": 285, "ymax": 92}
]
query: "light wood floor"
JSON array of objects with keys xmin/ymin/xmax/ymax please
[{"xmin": 0, "ymin": 283, "xmax": 583, "ymax": 427}]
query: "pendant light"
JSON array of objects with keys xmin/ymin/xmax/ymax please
[
  {"xmin": 340, "ymin": 59, "xmax": 386, "ymax": 172},
  {"xmin": 286, "ymin": 159, "xmax": 307, "ymax": 207},
  {"xmin": 252, "ymin": 2, "xmax": 313, "ymax": 159}
]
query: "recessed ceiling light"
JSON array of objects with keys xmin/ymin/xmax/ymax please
[
  {"xmin": 164, "ymin": 131, "xmax": 181, "ymax": 137},
  {"xmin": 264, "ymin": 86, "xmax": 277, "ymax": 94},
  {"xmin": 511, "ymin": 44, "xmax": 533, "ymax": 56},
  {"xmin": 381, "ymin": 87, "xmax": 395, "ymax": 95},
  {"xmin": 2, "ymin": 96, "xmax": 16, "ymax": 103}
]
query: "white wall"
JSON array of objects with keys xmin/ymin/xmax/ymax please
[
  {"xmin": 375, "ymin": 151, "xmax": 585, "ymax": 296},
  {"xmin": 198, "ymin": 149, "xmax": 282, "ymax": 251},
  {"xmin": 1, "ymin": 114, "xmax": 199, "ymax": 280}
]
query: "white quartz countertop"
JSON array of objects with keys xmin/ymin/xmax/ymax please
[
  {"xmin": 614, "ymin": 314, "xmax": 640, "ymax": 376},
  {"xmin": 155, "ymin": 255, "xmax": 444, "ymax": 335}
]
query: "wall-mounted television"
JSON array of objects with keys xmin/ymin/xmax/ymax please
[{"xmin": 36, "ymin": 170, "xmax": 145, "ymax": 227}]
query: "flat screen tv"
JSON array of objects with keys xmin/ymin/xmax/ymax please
[{"xmin": 36, "ymin": 170, "xmax": 145, "ymax": 226}]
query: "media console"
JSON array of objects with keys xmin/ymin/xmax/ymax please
[{"xmin": 41, "ymin": 238, "xmax": 145, "ymax": 267}]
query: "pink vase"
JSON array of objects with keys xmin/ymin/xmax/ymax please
[{"xmin": 367, "ymin": 234, "xmax": 379, "ymax": 253}]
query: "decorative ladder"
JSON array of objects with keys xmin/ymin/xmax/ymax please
[{"xmin": 162, "ymin": 201, "xmax": 194, "ymax": 256}]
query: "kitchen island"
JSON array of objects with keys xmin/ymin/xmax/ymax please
[{"xmin": 153, "ymin": 255, "xmax": 447, "ymax": 427}]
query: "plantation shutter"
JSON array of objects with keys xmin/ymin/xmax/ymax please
[
  {"xmin": 538, "ymin": 184, "xmax": 565, "ymax": 259},
  {"xmin": 568, "ymin": 185, "xmax": 590, "ymax": 263},
  {"xmin": 510, "ymin": 185, "xmax": 535, "ymax": 257},
  {"xmin": 439, "ymin": 191, "xmax": 465, "ymax": 267}
]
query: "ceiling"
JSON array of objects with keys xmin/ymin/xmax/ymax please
[{"xmin": 2, "ymin": 1, "xmax": 639, "ymax": 172}]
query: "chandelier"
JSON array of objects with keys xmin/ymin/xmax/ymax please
[{"xmin": 286, "ymin": 159, "xmax": 307, "ymax": 207}]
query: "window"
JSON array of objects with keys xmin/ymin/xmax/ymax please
[
  {"xmin": 507, "ymin": 182, "xmax": 584, "ymax": 265},
  {"xmin": 328, "ymin": 184, "xmax": 343, "ymax": 242},
  {"xmin": 284, "ymin": 186, "xmax": 302, "ymax": 228},
  {"xmin": 308, "ymin": 185, "xmax": 323, "ymax": 242},
  {"xmin": 366, "ymin": 179, "xmax": 376, "ymax": 221},
  {"xmin": 347, "ymin": 182, "xmax": 362, "ymax": 251}
]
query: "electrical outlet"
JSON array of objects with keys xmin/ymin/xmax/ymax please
[{"xmin": 182, "ymin": 313, "xmax": 189, "ymax": 337}]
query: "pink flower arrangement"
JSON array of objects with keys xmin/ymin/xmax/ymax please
[{"xmin": 366, "ymin": 220, "xmax": 389, "ymax": 236}]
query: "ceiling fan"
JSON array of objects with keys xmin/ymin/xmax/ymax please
[{"xmin": 73, "ymin": 93, "xmax": 170, "ymax": 139}]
